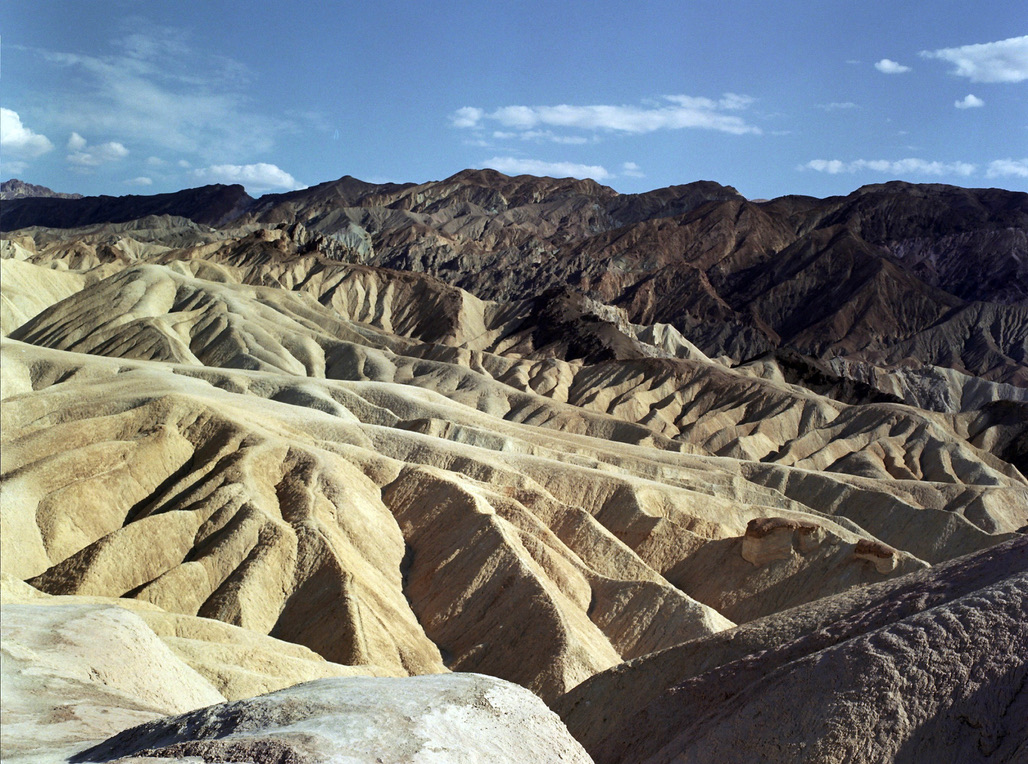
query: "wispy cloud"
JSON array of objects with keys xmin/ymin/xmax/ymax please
[
  {"xmin": 1, "ymin": 108, "xmax": 54, "ymax": 171},
  {"xmin": 190, "ymin": 163, "xmax": 306, "ymax": 193},
  {"xmin": 492, "ymin": 130, "xmax": 592, "ymax": 145},
  {"xmin": 875, "ymin": 59, "xmax": 912, "ymax": 74},
  {"xmin": 987, "ymin": 158, "xmax": 1028, "ymax": 178},
  {"xmin": 478, "ymin": 157, "xmax": 612, "ymax": 181},
  {"xmin": 25, "ymin": 21, "xmax": 296, "ymax": 162},
  {"xmin": 921, "ymin": 36, "xmax": 1028, "ymax": 83},
  {"xmin": 66, "ymin": 132, "xmax": 129, "ymax": 167},
  {"xmin": 954, "ymin": 94, "xmax": 985, "ymax": 109},
  {"xmin": 124, "ymin": 176, "xmax": 153, "ymax": 187},
  {"xmin": 451, "ymin": 107, "xmax": 484, "ymax": 129},
  {"xmin": 816, "ymin": 102, "xmax": 859, "ymax": 111},
  {"xmin": 621, "ymin": 162, "xmax": 645, "ymax": 178},
  {"xmin": 800, "ymin": 158, "xmax": 976, "ymax": 176},
  {"xmin": 453, "ymin": 94, "xmax": 761, "ymax": 138}
]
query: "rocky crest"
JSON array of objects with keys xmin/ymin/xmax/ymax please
[
  {"xmin": 1, "ymin": 178, "xmax": 84, "ymax": 200},
  {"xmin": 1, "ymin": 183, "xmax": 253, "ymax": 230}
]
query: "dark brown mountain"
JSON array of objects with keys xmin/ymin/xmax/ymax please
[
  {"xmin": 763, "ymin": 181, "xmax": 1028, "ymax": 303},
  {"xmin": 0, "ymin": 183, "xmax": 253, "ymax": 231},
  {"xmin": 4, "ymin": 171, "xmax": 1025, "ymax": 386}
]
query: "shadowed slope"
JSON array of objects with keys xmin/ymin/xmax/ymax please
[{"xmin": 556, "ymin": 538, "xmax": 1028, "ymax": 764}]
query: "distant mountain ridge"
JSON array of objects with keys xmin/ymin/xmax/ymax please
[
  {"xmin": 3, "ymin": 171, "xmax": 1026, "ymax": 385},
  {"xmin": 0, "ymin": 183, "xmax": 253, "ymax": 230},
  {"xmin": 0, "ymin": 178, "xmax": 83, "ymax": 200}
]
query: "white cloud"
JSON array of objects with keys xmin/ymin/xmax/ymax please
[
  {"xmin": 190, "ymin": 163, "xmax": 306, "ymax": 193},
  {"xmin": 954, "ymin": 94, "xmax": 985, "ymax": 109},
  {"xmin": 492, "ymin": 129, "xmax": 591, "ymax": 145},
  {"xmin": 621, "ymin": 162, "xmax": 645, "ymax": 178},
  {"xmin": 801, "ymin": 158, "xmax": 977, "ymax": 176},
  {"xmin": 1, "ymin": 108, "xmax": 54, "ymax": 159},
  {"xmin": 146, "ymin": 156, "xmax": 167, "ymax": 167},
  {"xmin": 716, "ymin": 93, "xmax": 756, "ymax": 110},
  {"xmin": 451, "ymin": 107, "xmax": 484, "ymax": 128},
  {"xmin": 803, "ymin": 159, "xmax": 848, "ymax": 174},
  {"xmin": 125, "ymin": 176, "xmax": 153, "ymax": 186},
  {"xmin": 67, "ymin": 134, "xmax": 130, "ymax": 167},
  {"xmin": 921, "ymin": 36, "xmax": 1028, "ymax": 83},
  {"xmin": 67, "ymin": 132, "xmax": 88, "ymax": 151},
  {"xmin": 986, "ymin": 158, "xmax": 1028, "ymax": 178},
  {"xmin": 478, "ymin": 156, "xmax": 611, "ymax": 181},
  {"xmin": 28, "ymin": 25, "xmax": 294, "ymax": 162},
  {"xmin": 875, "ymin": 59, "xmax": 912, "ymax": 74},
  {"xmin": 452, "ymin": 94, "xmax": 761, "ymax": 137},
  {"xmin": 817, "ymin": 102, "xmax": 859, "ymax": 111}
]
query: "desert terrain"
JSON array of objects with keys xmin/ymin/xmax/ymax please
[{"xmin": 1, "ymin": 172, "xmax": 1026, "ymax": 762}]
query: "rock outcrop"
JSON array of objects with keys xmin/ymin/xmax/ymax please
[
  {"xmin": 0, "ymin": 588, "xmax": 591, "ymax": 764},
  {"xmin": 555, "ymin": 538, "xmax": 1028, "ymax": 764},
  {"xmin": 0, "ymin": 601, "xmax": 224, "ymax": 763}
]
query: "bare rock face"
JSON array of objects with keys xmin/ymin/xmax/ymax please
[
  {"xmin": 7, "ymin": 173, "xmax": 1026, "ymax": 381},
  {"xmin": 0, "ymin": 593, "xmax": 592, "ymax": 764},
  {"xmin": 75, "ymin": 674, "xmax": 594, "ymax": 764},
  {"xmin": 740, "ymin": 517, "xmax": 825, "ymax": 565},
  {"xmin": 0, "ymin": 574, "xmax": 386, "ymax": 702},
  {"xmin": 852, "ymin": 537, "xmax": 899, "ymax": 573},
  {"xmin": 0, "ymin": 184, "xmax": 253, "ymax": 231},
  {"xmin": 2, "ymin": 226, "xmax": 1022, "ymax": 702}
]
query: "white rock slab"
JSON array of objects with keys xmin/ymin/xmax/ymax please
[
  {"xmin": 1, "ymin": 603, "xmax": 224, "ymax": 764},
  {"xmin": 77, "ymin": 673, "xmax": 594, "ymax": 763}
]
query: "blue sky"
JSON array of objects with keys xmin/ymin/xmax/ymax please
[{"xmin": 2, "ymin": 0, "xmax": 1026, "ymax": 199}]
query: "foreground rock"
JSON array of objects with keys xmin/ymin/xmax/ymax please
[
  {"xmin": 76, "ymin": 673, "xmax": 593, "ymax": 764},
  {"xmin": 0, "ymin": 574, "xmax": 385, "ymax": 702},
  {"xmin": 1, "ymin": 595, "xmax": 591, "ymax": 764},
  {"xmin": 556, "ymin": 537, "xmax": 1028, "ymax": 764},
  {"xmin": 0, "ymin": 602, "xmax": 224, "ymax": 763}
]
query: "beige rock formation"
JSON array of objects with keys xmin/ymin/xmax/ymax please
[
  {"xmin": 0, "ymin": 574, "xmax": 384, "ymax": 701},
  {"xmin": 1, "ymin": 589, "xmax": 591, "ymax": 764},
  {"xmin": 740, "ymin": 517, "xmax": 825, "ymax": 565},
  {"xmin": 1, "ymin": 241, "xmax": 1021, "ymax": 696}
]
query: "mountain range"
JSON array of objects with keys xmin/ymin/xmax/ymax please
[{"xmin": 2, "ymin": 170, "xmax": 1026, "ymax": 763}]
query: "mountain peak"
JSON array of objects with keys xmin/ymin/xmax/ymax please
[{"xmin": 1, "ymin": 179, "xmax": 83, "ymax": 200}]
